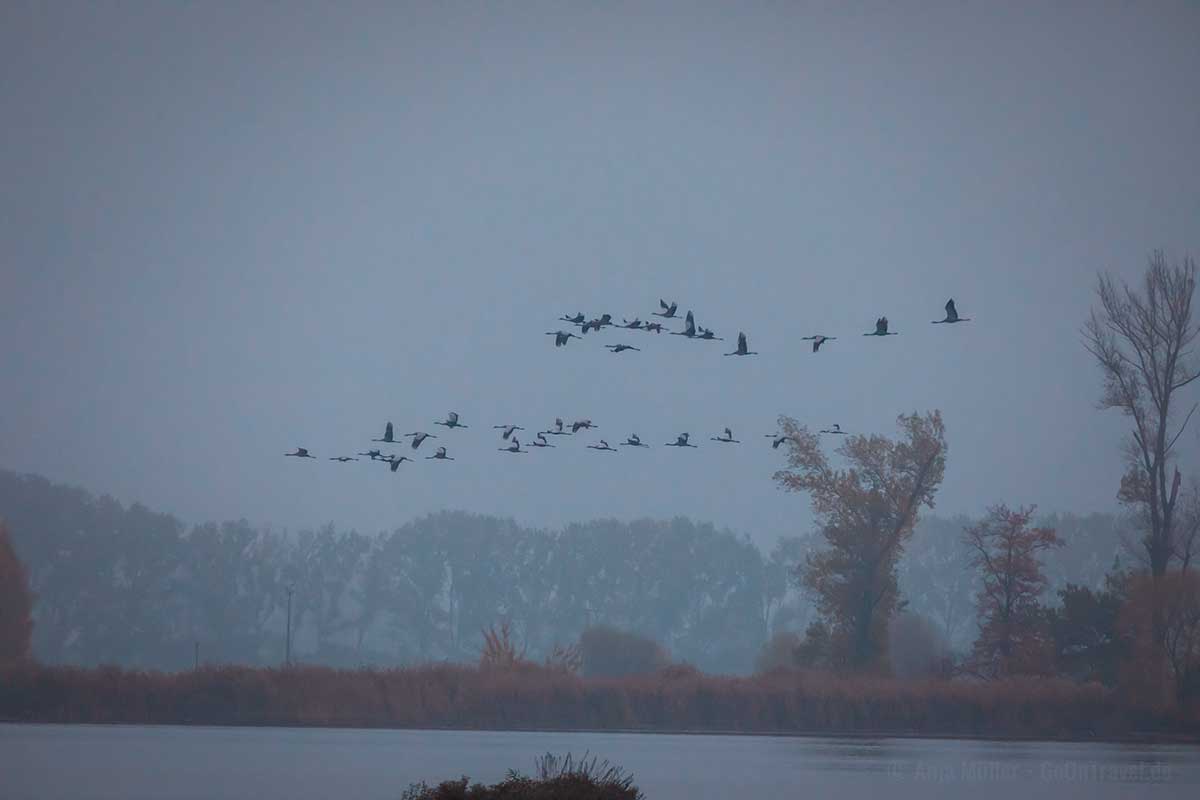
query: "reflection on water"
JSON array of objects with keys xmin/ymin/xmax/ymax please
[{"xmin": 1, "ymin": 724, "xmax": 1195, "ymax": 800}]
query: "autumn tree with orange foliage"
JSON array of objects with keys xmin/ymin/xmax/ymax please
[
  {"xmin": 963, "ymin": 505, "xmax": 1061, "ymax": 678},
  {"xmin": 0, "ymin": 522, "xmax": 34, "ymax": 666},
  {"xmin": 774, "ymin": 411, "xmax": 946, "ymax": 671},
  {"xmin": 1119, "ymin": 571, "xmax": 1200, "ymax": 706}
]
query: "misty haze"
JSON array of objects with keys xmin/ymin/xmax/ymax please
[{"xmin": 2, "ymin": 2, "xmax": 1199, "ymax": 799}]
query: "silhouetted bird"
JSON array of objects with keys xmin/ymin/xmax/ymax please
[
  {"xmin": 546, "ymin": 330, "xmax": 580, "ymax": 347},
  {"xmin": 587, "ymin": 440, "xmax": 617, "ymax": 451},
  {"xmin": 654, "ymin": 299, "xmax": 678, "ymax": 318},
  {"xmin": 406, "ymin": 431, "xmax": 437, "ymax": 449},
  {"xmin": 621, "ymin": 318, "xmax": 644, "ymax": 329},
  {"xmin": 697, "ymin": 327, "xmax": 723, "ymax": 341},
  {"xmin": 386, "ymin": 455, "xmax": 413, "ymax": 472},
  {"xmin": 358, "ymin": 449, "xmax": 385, "ymax": 460},
  {"xmin": 329, "ymin": 456, "xmax": 358, "ymax": 462},
  {"xmin": 494, "ymin": 424, "xmax": 524, "ymax": 440},
  {"xmin": 621, "ymin": 434, "xmax": 649, "ymax": 447},
  {"xmin": 932, "ymin": 298, "xmax": 971, "ymax": 324},
  {"xmin": 545, "ymin": 417, "xmax": 571, "ymax": 435},
  {"xmin": 670, "ymin": 311, "xmax": 697, "ymax": 338},
  {"xmin": 820, "ymin": 424, "xmax": 849, "ymax": 435},
  {"xmin": 643, "ymin": 322, "xmax": 665, "ymax": 334},
  {"xmin": 765, "ymin": 434, "xmax": 791, "ymax": 449},
  {"xmin": 711, "ymin": 427, "xmax": 740, "ymax": 443},
  {"xmin": 499, "ymin": 438, "xmax": 524, "ymax": 454},
  {"xmin": 605, "ymin": 344, "xmax": 641, "ymax": 353},
  {"xmin": 571, "ymin": 419, "xmax": 596, "ymax": 433},
  {"xmin": 561, "ymin": 312, "xmax": 586, "ymax": 324},
  {"xmin": 725, "ymin": 332, "xmax": 757, "ymax": 356},
  {"xmin": 865, "ymin": 317, "xmax": 897, "ymax": 336},
  {"xmin": 580, "ymin": 313, "xmax": 614, "ymax": 334},
  {"xmin": 426, "ymin": 446, "xmax": 453, "ymax": 460},
  {"xmin": 372, "ymin": 422, "xmax": 401, "ymax": 444},
  {"xmin": 436, "ymin": 411, "xmax": 468, "ymax": 429},
  {"xmin": 665, "ymin": 433, "xmax": 697, "ymax": 448},
  {"xmin": 801, "ymin": 335, "xmax": 836, "ymax": 352},
  {"xmin": 285, "ymin": 448, "xmax": 316, "ymax": 458},
  {"xmin": 530, "ymin": 432, "xmax": 554, "ymax": 448}
]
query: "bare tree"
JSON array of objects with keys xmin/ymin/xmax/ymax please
[{"xmin": 1083, "ymin": 251, "xmax": 1198, "ymax": 577}]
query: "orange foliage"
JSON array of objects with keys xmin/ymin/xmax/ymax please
[
  {"xmin": 774, "ymin": 411, "xmax": 947, "ymax": 670},
  {"xmin": 1118, "ymin": 571, "xmax": 1200, "ymax": 709},
  {"xmin": 964, "ymin": 505, "xmax": 1061, "ymax": 678}
]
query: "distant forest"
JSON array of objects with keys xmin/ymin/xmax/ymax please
[{"xmin": 0, "ymin": 467, "xmax": 1123, "ymax": 674}]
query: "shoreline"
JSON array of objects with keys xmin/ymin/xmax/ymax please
[{"xmin": 3, "ymin": 719, "xmax": 1197, "ymax": 747}]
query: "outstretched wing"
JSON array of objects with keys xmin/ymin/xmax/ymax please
[
  {"xmin": 448, "ymin": 412, "xmax": 459, "ymax": 424},
  {"xmin": 945, "ymin": 298, "xmax": 958, "ymax": 321},
  {"xmin": 384, "ymin": 422, "xmax": 394, "ymax": 440},
  {"xmin": 738, "ymin": 331, "xmax": 747, "ymax": 352}
]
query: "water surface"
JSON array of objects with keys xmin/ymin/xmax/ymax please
[{"xmin": 2, "ymin": 724, "xmax": 1196, "ymax": 799}]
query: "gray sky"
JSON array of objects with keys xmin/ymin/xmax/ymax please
[{"xmin": 2, "ymin": 1, "xmax": 1198, "ymax": 547}]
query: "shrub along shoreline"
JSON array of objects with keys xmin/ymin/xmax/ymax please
[{"xmin": 1, "ymin": 662, "xmax": 1195, "ymax": 742}]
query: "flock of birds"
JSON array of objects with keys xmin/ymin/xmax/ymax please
[{"xmin": 285, "ymin": 298, "xmax": 971, "ymax": 468}]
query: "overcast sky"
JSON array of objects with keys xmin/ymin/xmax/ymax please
[{"xmin": 2, "ymin": 1, "xmax": 1198, "ymax": 547}]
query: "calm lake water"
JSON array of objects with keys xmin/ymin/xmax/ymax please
[{"xmin": 1, "ymin": 724, "xmax": 1197, "ymax": 799}]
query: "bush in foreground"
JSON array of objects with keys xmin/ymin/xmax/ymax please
[{"xmin": 402, "ymin": 752, "xmax": 642, "ymax": 800}]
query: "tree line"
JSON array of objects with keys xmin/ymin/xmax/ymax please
[{"xmin": 0, "ymin": 466, "xmax": 1124, "ymax": 675}]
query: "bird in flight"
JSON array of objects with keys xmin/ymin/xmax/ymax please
[
  {"xmin": 561, "ymin": 312, "xmax": 586, "ymax": 325},
  {"xmin": 426, "ymin": 446, "xmax": 454, "ymax": 461},
  {"xmin": 643, "ymin": 322, "xmax": 665, "ymax": 334},
  {"xmin": 654, "ymin": 299, "xmax": 678, "ymax": 318},
  {"xmin": 529, "ymin": 432, "xmax": 554, "ymax": 448},
  {"xmin": 571, "ymin": 419, "xmax": 596, "ymax": 433},
  {"xmin": 621, "ymin": 434, "xmax": 649, "ymax": 447},
  {"xmin": 671, "ymin": 311, "xmax": 697, "ymax": 338},
  {"xmin": 820, "ymin": 424, "xmax": 849, "ymax": 435},
  {"xmin": 865, "ymin": 317, "xmax": 897, "ymax": 336},
  {"xmin": 494, "ymin": 424, "xmax": 524, "ymax": 440},
  {"xmin": 285, "ymin": 448, "xmax": 316, "ymax": 458},
  {"xmin": 580, "ymin": 313, "xmax": 614, "ymax": 334},
  {"xmin": 546, "ymin": 330, "xmax": 580, "ymax": 347},
  {"xmin": 329, "ymin": 456, "xmax": 358, "ymax": 462},
  {"xmin": 436, "ymin": 412, "xmax": 468, "ymax": 429},
  {"xmin": 499, "ymin": 438, "xmax": 525, "ymax": 454},
  {"xmin": 665, "ymin": 433, "xmax": 697, "ymax": 448},
  {"xmin": 545, "ymin": 418, "xmax": 571, "ymax": 436},
  {"xmin": 386, "ymin": 455, "xmax": 413, "ymax": 472},
  {"xmin": 697, "ymin": 326, "xmax": 723, "ymax": 341},
  {"xmin": 406, "ymin": 431, "xmax": 437, "ymax": 450},
  {"xmin": 605, "ymin": 344, "xmax": 641, "ymax": 354},
  {"xmin": 587, "ymin": 440, "xmax": 617, "ymax": 452},
  {"xmin": 621, "ymin": 318, "xmax": 644, "ymax": 330},
  {"xmin": 765, "ymin": 434, "xmax": 792, "ymax": 449},
  {"xmin": 358, "ymin": 449, "xmax": 385, "ymax": 461},
  {"xmin": 801, "ymin": 335, "xmax": 836, "ymax": 353},
  {"xmin": 725, "ymin": 332, "xmax": 757, "ymax": 356},
  {"xmin": 372, "ymin": 422, "xmax": 401, "ymax": 444},
  {"xmin": 711, "ymin": 427, "xmax": 740, "ymax": 443},
  {"xmin": 932, "ymin": 298, "xmax": 970, "ymax": 324}
]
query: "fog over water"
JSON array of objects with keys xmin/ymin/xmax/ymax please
[{"xmin": 2, "ymin": 2, "xmax": 1198, "ymax": 546}]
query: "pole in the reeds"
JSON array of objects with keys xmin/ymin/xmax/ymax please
[{"xmin": 285, "ymin": 584, "xmax": 295, "ymax": 667}]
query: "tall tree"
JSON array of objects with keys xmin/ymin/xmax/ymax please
[
  {"xmin": 774, "ymin": 411, "xmax": 947, "ymax": 671},
  {"xmin": 1084, "ymin": 251, "xmax": 1198, "ymax": 576},
  {"xmin": 964, "ymin": 505, "xmax": 1061, "ymax": 678},
  {"xmin": 0, "ymin": 522, "xmax": 34, "ymax": 665}
]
